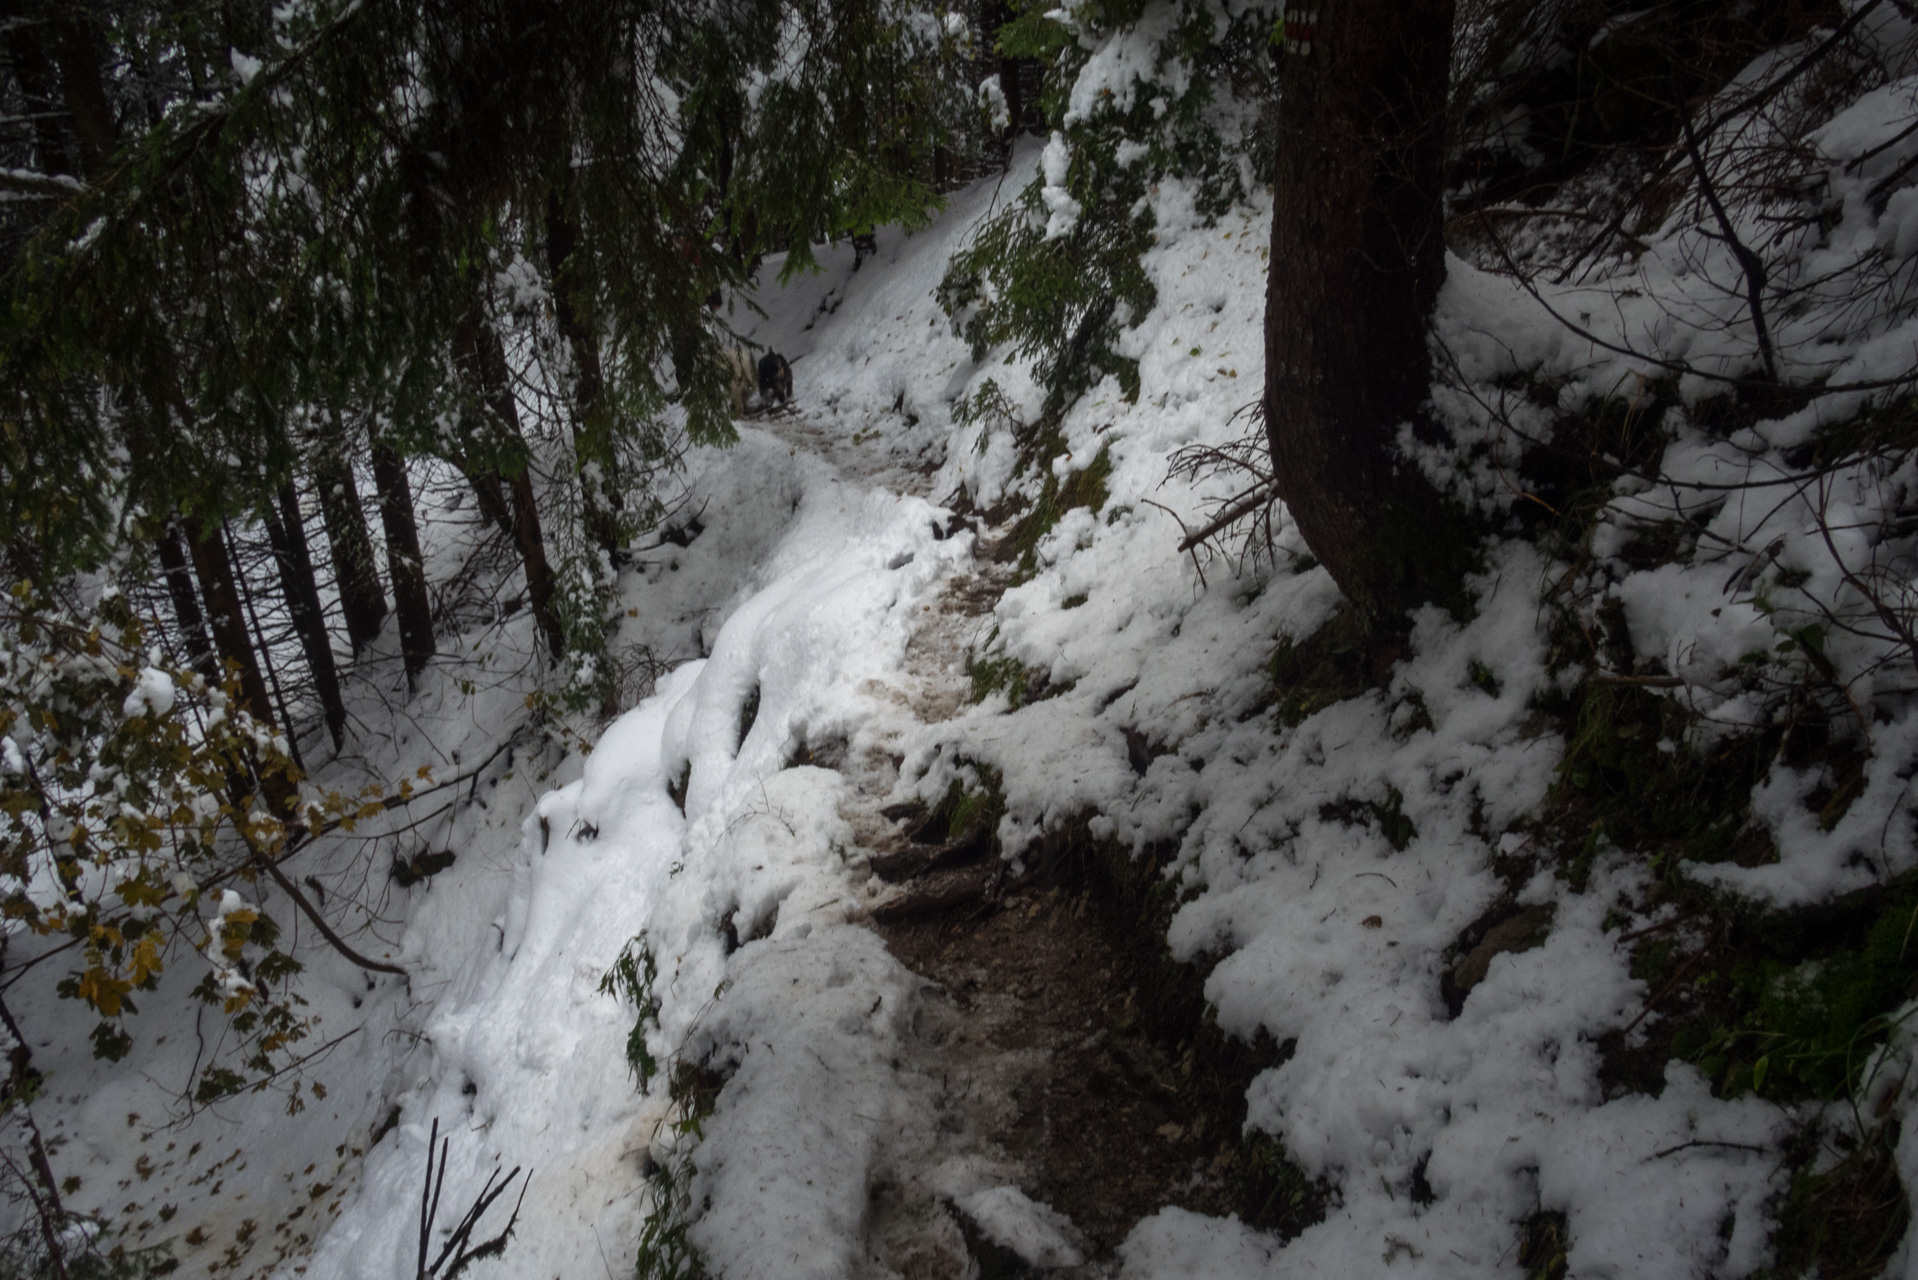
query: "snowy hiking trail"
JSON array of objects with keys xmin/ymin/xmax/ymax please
[
  {"xmin": 63, "ymin": 94, "xmax": 1918, "ymax": 1277},
  {"xmin": 309, "ymin": 160, "xmax": 1825, "ymax": 1279}
]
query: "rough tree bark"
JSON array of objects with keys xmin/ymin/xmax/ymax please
[
  {"xmin": 264, "ymin": 484, "xmax": 347, "ymax": 748},
  {"xmin": 312, "ymin": 449, "xmax": 389, "ymax": 654},
  {"xmin": 369, "ymin": 445, "xmax": 436, "ymax": 688},
  {"xmin": 1263, "ymin": 0, "xmax": 1469, "ymax": 626}
]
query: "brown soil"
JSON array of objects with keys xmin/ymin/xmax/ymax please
[{"xmin": 875, "ymin": 876, "xmax": 1266, "ymax": 1258}]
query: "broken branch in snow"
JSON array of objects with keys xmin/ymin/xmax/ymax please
[
  {"xmin": 1175, "ymin": 484, "xmax": 1277, "ymax": 553},
  {"xmin": 252, "ymin": 852, "xmax": 407, "ymax": 975},
  {"xmin": 415, "ymin": 1116, "xmax": 530, "ymax": 1280}
]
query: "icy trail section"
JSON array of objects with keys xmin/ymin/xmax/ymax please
[
  {"xmin": 302, "ymin": 166, "xmax": 1025, "ymax": 1279},
  {"xmin": 304, "ymin": 432, "xmax": 972, "ymax": 1279}
]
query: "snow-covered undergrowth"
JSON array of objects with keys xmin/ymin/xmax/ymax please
[{"xmin": 894, "ymin": 175, "xmax": 1810, "ymax": 1272}]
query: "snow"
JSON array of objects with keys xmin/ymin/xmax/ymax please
[
  {"xmin": 29, "ymin": 38, "xmax": 1918, "ymax": 1277},
  {"xmin": 955, "ymin": 1185, "xmax": 1085, "ymax": 1268},
  {"xmin": 121, "ymin": 666, "xmax": 176, "ymax": 719}
]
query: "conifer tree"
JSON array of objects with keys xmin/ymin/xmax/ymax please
[
  {"xmin": 0, "ymin": 0, "xmax": 969, "ymax": 1114},
  {"xmin": 1262, "ymin": 0, "xmax": 1470, "ymax": 625},
  {"xmin": 264, "ymin": 483, "xmax": 347, "ymax": 748}
]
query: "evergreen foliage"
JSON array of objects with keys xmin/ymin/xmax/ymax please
[
  {"xmin": 0, "ymin": 0, "xmax": 973, "ymax": 1194},
  {"xmin": 938, "ymin": 0, "xmax": 1273, "ymax": 414}
]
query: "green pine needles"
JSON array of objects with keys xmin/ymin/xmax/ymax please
[{"xmin": 939, "ymin": 0, "xmax": 1274, "ymax": 417}]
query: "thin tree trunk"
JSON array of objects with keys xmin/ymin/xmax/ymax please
[
  {"xmin": 2, "ymin": 15, "xmax": 78, "ymax": 179},
  {"xmin": 465, "ymin": 468, "xmax": 516, "ymax": 537},
  {"xmin": 155, "ymin": 519, "xmax": 216, "ymax": 680},
  {"xmin": 265, "ymin": 484, "xmax": 346, "ymax": 749},
  {"xmin": 544, "ymin": 185, "xmax": 624, "ymax": 562},
  {"xmin": 184, "ymin": 517, "xmax": 274, "ymax": 725},
  {"xmin": 312, "ymin": 451, "xmax": 388, "ymax": 654},
  {"xmin": 456, "ymin": 311, "xmax": 568, "ymax": 660},
  {"xmin": 507, "ymin": 469, "xmax": 567, "ymax": 660},
  {"xmin": 984, "ymin": 0, "xmax": 1026, "ymax": 143},
  {"xmin": 369, "ymin": 446, "xmax": 435, "ymax": 688},
  {"xmin": 0, "ymin": 991, "xmax": 67, "ymax": 1280},
  {"xmin": 1263, "ymin": 0, "xmax": 1468, "ymax": 626},
  {"xmin": 226, "ymin": 524, "xmax": 305, "ymax": 776},
  {"xmin": 186, "ymin": 517, "xmax": 299, "ymax": 814}
]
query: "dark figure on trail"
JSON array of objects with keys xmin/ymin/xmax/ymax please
[
  {"xmin": 852, "ymin": 232, "xmax": 878, "ymax": 270},
  {"xmin": 758, "ymin": 351, "xmax": 793, "ymax": 407}
]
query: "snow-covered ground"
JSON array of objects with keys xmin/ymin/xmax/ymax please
[{"xmin": 30, "ymin": 21, "xmax": 1918, "ymax": 1273}]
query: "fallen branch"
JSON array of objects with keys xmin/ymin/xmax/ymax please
[
  {"xmin": 417, "ymin": 1117, "xmax": 531, "ymax": 1280},
  {"xmin": 252, "ymin": 852, "xmax": 407, "ymax": 975},
  {"xmin": 1176, "ymin": 484, "xmax": 1277, "ymax": 553}
]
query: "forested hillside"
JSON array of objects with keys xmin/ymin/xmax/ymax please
[{"xmin": 4, "ymin": 0, "xmax": 1918, "ymax": 1277}]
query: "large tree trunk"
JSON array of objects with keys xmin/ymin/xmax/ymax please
[
  {"xmin": 544, "ymin": 185, "xmax": 624, "ymax": 562},
  {"xmin": 369, "ymin": 446, "xmax": 436, "ymax": 688},
  {"xmin": 312, "ymin": 451, "xmax": 388, "ymax": 654},
  {"xmin": 45, "ymin": 1, "xmax": 116, "ymax": 176},
  {"xmin": 1263, "ymin": 0, "xmax": 1467, "ymax": 626},
  {"xmin": 265, "ymin": 485, "xmax": 347, "ymax": 749}
]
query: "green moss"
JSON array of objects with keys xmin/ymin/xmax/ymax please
[
  {"xmin": 1685, "ymin": 889, "xmax": 1918, "ymax": 1103},
  {"xmin": 1001, "ymin": 443, "xmax": 1114, "ymax": 579},
  {"xmin": 1267, "ymin": 610, "xmax": 1371, "ymax": 728},
  {"xmin": 923, "ymin": 769, "xmax": 1008, "ymax": 844}
]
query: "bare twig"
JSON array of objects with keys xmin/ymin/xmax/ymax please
[
  {"xmin": 416, "ymin": 1116, "xmax": 531, "ymax": 1280},
  {"xmin": 1677, "ymin": 84, "xmax": 1779, "ymax": 382}
]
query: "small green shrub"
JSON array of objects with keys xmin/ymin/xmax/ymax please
[
  {"xmin": 923, "ymin": 769, "xmax": 1007, "ymax": 844},
  {"xmin": 1001, "ymin": 443, "xmax": 1113, "ymax": 578},
  {"xmin": 1679, "ymin": 890, "xmax": 1918, "ymax": 1104},
  {"xmin": 600, "ymin": 939, "xmax": 662, "ymax": 1088}
]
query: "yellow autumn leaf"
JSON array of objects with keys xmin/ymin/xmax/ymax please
[
  {"xmin": 128, "ymin": 935, "xmax": 163, "ymax": 986},
  {"xmin": 75, "ymin": 967, "xmax": 130, "ymax": 1017}
]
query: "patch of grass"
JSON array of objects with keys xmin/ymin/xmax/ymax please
[
  {"xmin": 1517, "ymin": 1209, "xmax": 1569, "ymax": 1280},
  {"xmin": 1545, "ymin": 682, "xmax": 1774, "ymax": 888},
  {"xmin": 923, "ymin": 769, "xmax": 1007, "ymax": 844},
  {"xmin": 1761, "ymin": 1122, "xmax": 1909, "ymax": 1280},
  {"xmin": 1267, "ymin": 607, "xmax": 1373, "ymax": 728},
  {"xmin": 968, "ymin": 646, "xmax": 1033, "ymax": 707},
  {"xmin": 600, "ymin": 939, "xmax": 663, "ymax": 1088},
  {"xmin": 633, "ymin": 1057, "xmax": 729, "ymax": 1280},
  {"xmin": 1675, "ymin": 887, "xmax": 1918, "ymax": 1104},
  {"xmin": 968, "ymin": 630, "xmax": 1070, "ymax": 709},
  {"xmin": 1235, "ymin": 1134, "xmax": 1334, "ymax": 1239}
]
